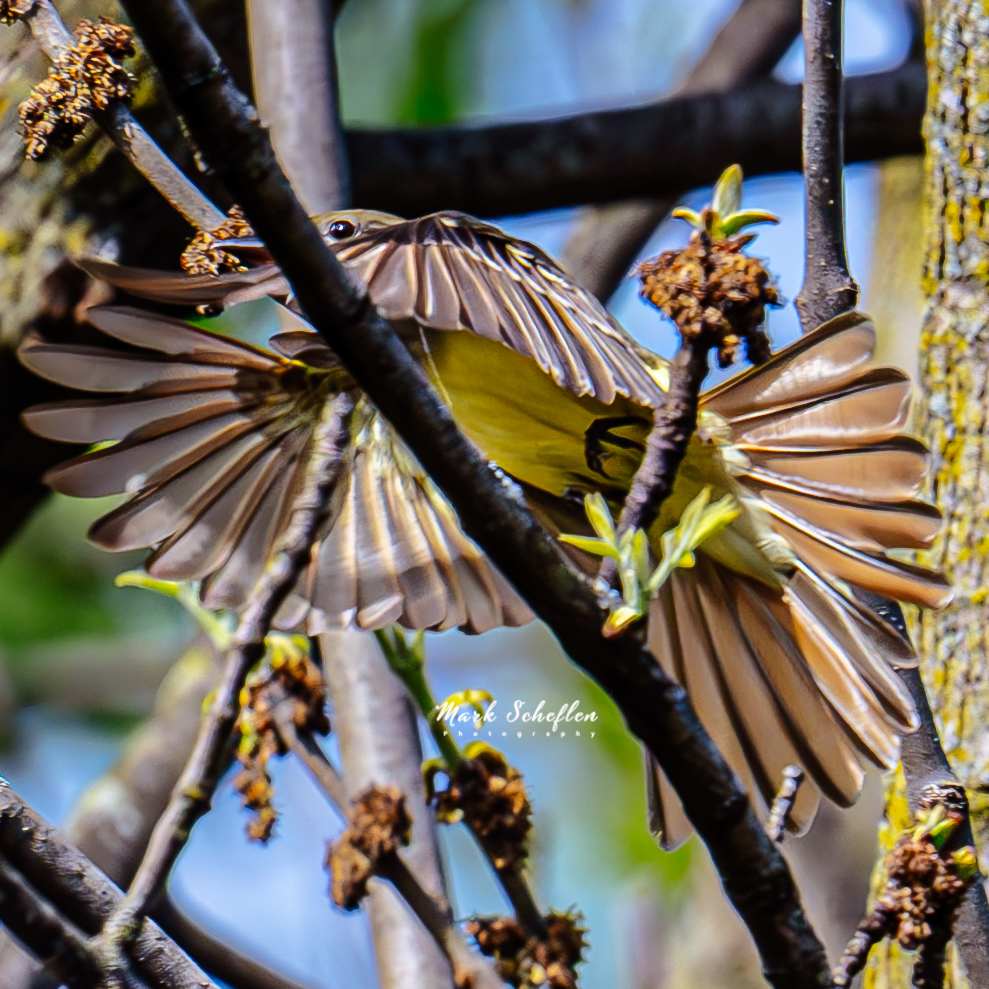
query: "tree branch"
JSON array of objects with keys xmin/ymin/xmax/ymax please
[
  {"xmin": 0, "ymin": 782, "xmax": 217, "ymax": 989},
  {"xmin": 558, "ymin": 0, "xmax": 802, "ymax": 301},
  {"xmin": 0, "ymin": 644, "xmax": 221, "ymax": 989},
  {"xmin": 613, "ymin": 342, "xmax": 710, "ymax": 537},
  {"xmin": 794, "ymin": 0, "xmax": 859, "ymax": 325},
  {"xmin": 343, "ymin": 61, "xmax": 924, "ymax": 220},
  {"xmin": 895, "ymin": 668, "xmax": 989, "ymax": 989},
  {"xmin": 97, "ymin": 393, "xmax": 354, "ymax": 961},
  {"xmin": 152, "ymin": 898, "xmax": 317, "ymax": 989},
  {"xmin": 246, "ymin": 0, "xmax": 349, "ymax": 213},
  {"xmin": 793, "ymin": 2, "xmax": 989, "ymax": 983},
  {"xmin": 318, "ymin": 632, "xmax": 455, "ymax": 988},
  {"xmin": 0, "ymin": 854, "xmax": 110, "ymax": 989},
  {"xmin": 115, "ymin": 4, "xmax": 835, "ymax": 987},
  {"xmin": 12, "ymin": 0, "xmax": 223, "ymax": 230},
  {"xmin": 374, "ymin": 629, "xmax": 546, "ymax": 939}
]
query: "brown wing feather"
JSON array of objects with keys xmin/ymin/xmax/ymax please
[
  {"xmin": 79, "ymin": 259, "xmax": 288, "ymax": 308},
  {"xmin": 333, "ymin": 212, "xmax": 666, "ymax": 405}
]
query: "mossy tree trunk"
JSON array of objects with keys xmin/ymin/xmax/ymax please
[{"xmin": 867, "ymin": 2, "xmax": 989, "ymax": 986}]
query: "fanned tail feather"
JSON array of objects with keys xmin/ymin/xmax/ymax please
[{"xmin": 647, "ymin": 312, "xmax": 949, "ymax": 846}]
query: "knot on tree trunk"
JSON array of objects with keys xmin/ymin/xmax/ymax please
[
  {"xmin": 836, "ymin": 783, "xmax": 979, "ymax": 989},
  {"xmin": 326, "ymin": 785, "xmax": 412, "ymax": 910},
  {"xmin": 465, "ymin": 910, "xmax": 587, "ymax": 989}
]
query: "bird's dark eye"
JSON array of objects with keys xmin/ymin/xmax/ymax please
[{"xmin": 328, "ymin": 219, "xmax": 357, "ymax": 240}]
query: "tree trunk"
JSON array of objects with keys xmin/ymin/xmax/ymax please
[
  {"xmin": 866, "ymin": 3, "xmax": 989, "ymax": 986},
  {"xmin": 319, "ymin": 632, "xmax": 454, "ymax": 989}
]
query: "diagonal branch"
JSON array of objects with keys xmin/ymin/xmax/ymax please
[
  {"xmin": 96, "ymin": 393, "xmax": 355, "ymax": 962},
  {"xmin": 153, "ymin": 898, "xmax": 318, "ymax": 989},
  {"xmin": 0, "ymin": 782, "xmax": 218, "ymax": 989},
  {"xmin": 12, "ymin": 0, "xmax": 223, "ymax": 230},
  {"xmin": 114, "ymin": 4, "xmax": 836, "ymax": 986},
  {"xmin": 0, "ymin": 854, "xmax": 112, "ymax": 989}
]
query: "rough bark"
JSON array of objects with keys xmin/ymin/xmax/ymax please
[{"xmin": 866, "ymin": 3, "xmax": 989, "ymax": 986}]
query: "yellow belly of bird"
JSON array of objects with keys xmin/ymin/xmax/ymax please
[{"xmin": 422, "ymin": 328, "xmax": 789, "ymax": 591}]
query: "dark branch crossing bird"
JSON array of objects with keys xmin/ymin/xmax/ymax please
[{"xmin": 19, "ymin": 209, "xmax": 951, "ymax": 847}]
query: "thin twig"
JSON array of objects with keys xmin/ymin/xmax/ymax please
[
  {"xmin": 96, "ymin": 393, "xmax": 355, "ymax": 963},
  {"xmin": 113, "ymin": 5, "xmax": 836, "ymax": 986},
  {"xmin": 14, "ymin": 0, "xmax": 223, "ymax": 230},
  {"xmin": 271, "ymin": 700, "xmax": 349, "ymax": 809},
  {"xmin": 766, "ymin": 766, "xmax": 805, "ymax": 844},
  {"xmin": 794, "ymin": 0, "xmax": 859, "ymax": 326},
  {"xmin": 376, "ymin": 853, "xmax": 500, "ymax": 989},
  {"xmin": 0, "ymin": 782, "xmax": 218, "ymax": 989},
  {"xmin": 612, "ymin": 341, "xmax": 709, "ymax": 540},
  {"xmin": 273, "ymin": 708, "xmax": 503, "ymax": 989}
]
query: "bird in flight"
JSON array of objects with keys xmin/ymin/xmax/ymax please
[{"xmin": 19, "ymin": 209, "xmax": 950, "ymax": 845}]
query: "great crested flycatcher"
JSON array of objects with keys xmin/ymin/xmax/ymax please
[{"xmin": 20, "ymin": 209, "xmax": 949, "ymax": 845}]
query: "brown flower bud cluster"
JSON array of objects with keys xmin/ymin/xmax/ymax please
[
  {"xmin": 635, "ymin": 231, "xmax": 778, "ymax": 368},
  {"xmin": 0, "ymin": 0, "xmax": 31, "ymax": 25},
  {"xmin": 431, "ymin": 746, "xmax": 531, "ymax": 870},
  {"xmin": 835, "ymin": 785, "xmax": 979, "ymax": 989},
  {"xmin": 181, "ymin": 206, "xmax": 255, "ymax": 276},
  {"xmin": 465, "ymin": 911, "xmax": 586, "ymax": 989},
  {"xmin": 19, "ymin": 18, "xmax": 135, "ymax": 160},
  {"xmin": 326, "ymin": 786, "xmax": 412, "ymax": 910},
  {"xmin": 234, "ymin": 637, "xmax": 330, "ymax": 843}
]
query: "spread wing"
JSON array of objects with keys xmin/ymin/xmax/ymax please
[
  {"xmin": 19, "ymin": 306, "xmax": 531, "ymax": 635},
  {"xmin": 332, "ymin": 212, "xmax": 664, "ymax": 405},
  {"xmin": 78, "ymin": 211, "xmax": 667, "ymax": 407}
]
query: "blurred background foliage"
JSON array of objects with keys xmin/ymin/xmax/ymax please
[{"xmin": 0, "ymin": 1, "xmax": 925, "ymax": 987}]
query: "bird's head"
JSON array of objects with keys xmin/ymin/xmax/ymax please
[{"xmin": 313, "ymin": 210, "xmax": 404, "ymax": 243}]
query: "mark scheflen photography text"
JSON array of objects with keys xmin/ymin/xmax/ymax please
[{"xmin": 434, "ymin": 698, "xmax": 598, "ymax": 739}]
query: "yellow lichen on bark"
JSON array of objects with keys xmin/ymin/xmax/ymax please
[
  {"xmin": 916, "ymin": 0, "xmax": 989, "ymax": 813},
  {"xmin": 867, "ymin": 3, "xmax": 989, "ymax": 986}
]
